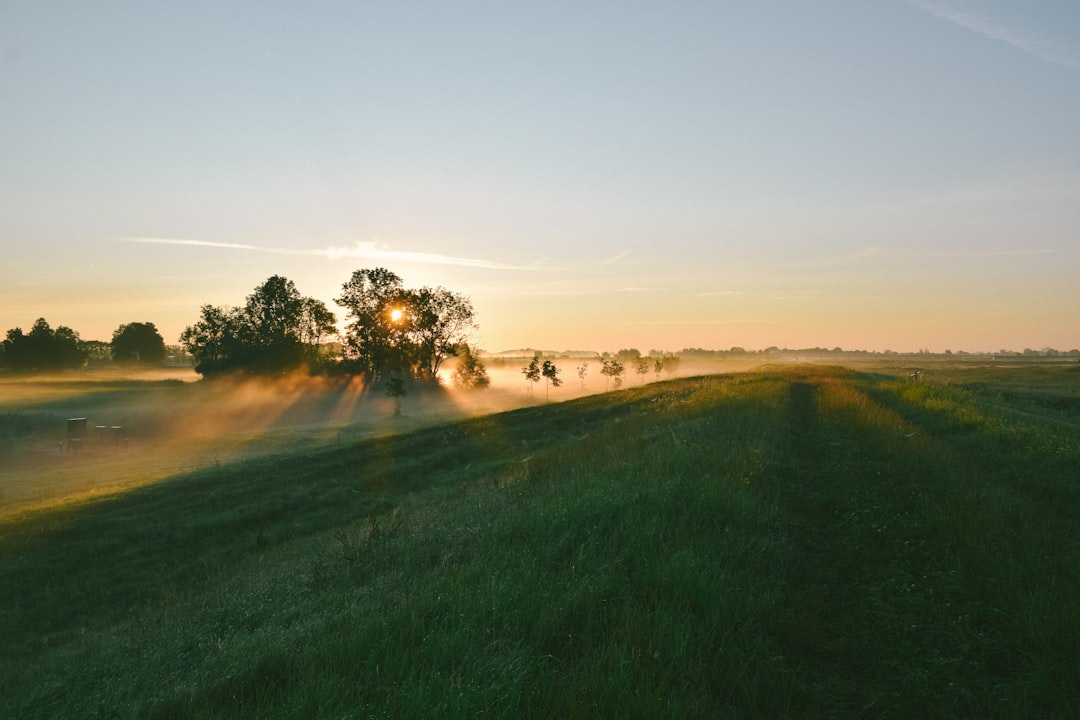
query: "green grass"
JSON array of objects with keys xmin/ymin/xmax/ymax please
[{"xmin": 2, "ymin": 366, "xmax": 1079, "ymax": 718}]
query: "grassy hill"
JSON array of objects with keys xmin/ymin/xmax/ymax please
[{"xmin": 2, "ymin": 365, "xmax": 1079, "ymax": 718}]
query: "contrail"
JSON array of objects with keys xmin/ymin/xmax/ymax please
[
  {"xmin": 120, "ymin": 237, "xmax": 528, "ymax": 270},
  {"xmin": 910, "ymin": 1, "xmax": 1080, "ymax": 72},
  {"xmin": 123, "ymin": 237, "xmax": 294, "ymax": 253},
  {"xmin": 319, "ymin": 240, "xmax": 528, "ymax": 269}
]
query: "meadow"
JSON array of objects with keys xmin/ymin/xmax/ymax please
[{"xmin": 1, "ymin": 359, "xmax": 1079, "ymax": 718}]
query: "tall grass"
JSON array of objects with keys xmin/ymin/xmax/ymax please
[{"xmin": 1, "ymin": 366, "xmax": 1078, "ymax": 718}]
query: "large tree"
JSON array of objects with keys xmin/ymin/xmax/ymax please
[
  {"xmin": 237, "ymin": 275, "xmax": 308, "ymax": 371},
  {"xmin": 407, "ymin": 286, "xmax": 476, "ymax": 380},
  {"xmin": 299, "ymin": 297, "xmax": 338, "ymax": 356},
  {"xmin": 336, "ymin": 268, "xmax": 476, "ymax": 381},
  {"xmin": 179, "ymin": 305, "xmax": 244, "ymax": 374},
  {"xmin": 335, "ymin": 267, "xmax": 409, "ymax": 376},
  {"xmin": 111, "ymin": 322, "xmax": 166, "ymax": 364},
  {"xmin": 180, "ymin": 276, "xmax": 336, "ymax": 375}
]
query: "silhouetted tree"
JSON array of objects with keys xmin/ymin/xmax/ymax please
[
  {"xmin": 407, "ymin": 286, "xmax": 476, "ymax": 380},
  {"xmin": 452, "ymin": 344, "xmax": 490, "ymax": 389},
  {"xmin": 385, "ymin": 376, "xmax": 407, "ymax": 416},
  {"xmin": 2, "ymin": 328, "xmax": 29, "ymax": 370},
  {"xmin": 635, "ymin": 357, "xmax": 651, "ymax": 384},
  {"xmin": 576, "ymin": 362, "xmax": 589, "ymax": 389},
  {"xmin": 653, "ymin": 356, "xmax": 665, "ymax": 380},
  {"xmin": 335, "ymin": 267, "xmax": 410, "ymax": 376},
  {"xmin": 336, "ymin": 269, "xmax": 476, "ymax": 381},
  {"xmin": 600, "ymin": 357, "xmax": 624, "ymax": 389},
  {"xmin": 299, "ymin": 297, "xmax": 338, "ymax": 365},
  {"xmin": 522, "ymin": 354, "xmax": 541, "ymax": 396},
  {"xmin": 181, "ymin": 276, "xmax": 336, "ymax": 375},
  {"xmin": 1, "ymin": 318, "xmax": 85, "ymax": 371},
  {"xmin": 180, "ymin": 304, "xmax": 243, "ymax": 374},
  {"xmin": 237, "ymin": 275, "xmax": 308, "ymax": 371},
  {"xmin": 111, "ymin": 322, "xmax": 166, "ymax": 364},
  {"xmin": 541, "ymin": 359, "xmax": 562, "ymax": 399}
]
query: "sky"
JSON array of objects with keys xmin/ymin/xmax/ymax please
[{"xmin": 2, "ymin": 1, "xmax": 1079, "ymax": 354}]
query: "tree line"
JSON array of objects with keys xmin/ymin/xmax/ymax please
[
  {"xmin": 1, "ymin": 318, "xmax": 169, "ymax": 372},
  {"xmin": 1, "ymin": 268, "xmax": 483, "ymax": 384}
]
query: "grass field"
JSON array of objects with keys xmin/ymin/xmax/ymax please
[{"xmin": 2, "ymin": 362, "xmax": 1079, "ymax": 718}]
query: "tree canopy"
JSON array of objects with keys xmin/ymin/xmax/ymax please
[
  {"xmin": 111, "ymin": 322, "xmax": 166, "ymax": 364},
  {"xmin": 180, "ymin": 275, "xmax": 336, "ymax": 375},
  {"xmin": 336, "ymin": 268, "xmax": 476, "ymax": 380},
  {"xmin": 1, "ymin": 318, "xmax": 85, "ymax": 371},
  {"xmin": 179, "ymin": 268, "xmax": 475, "ymax": 380}
]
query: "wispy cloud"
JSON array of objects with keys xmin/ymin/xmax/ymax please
[
  {"xmin": 827, "ymin": 247, "xmax": 882, "ymax": 265},
  {"xmin": 123, "ymin": 237, "xmax": 290, "ymax": 253},
  {"xmin": 598, "ymin": 250, "xmax": 630, "ymax": 267},
  {"xmin": 933, "ymin": 247, "xmax": 1058, "ymax": 258},
  {"xmin": 121, "ymin": 237, "xmax": 527, "ymax": 270},
  {"xmin": 910, "ymin": 0, "xmax": 1080, "ymax": 72},
  {"xmin": 320, "ymin": 241, "xmax": 526, "ymax": 269},
  {"xmin": 794, "ymin": 246, "xmax": 882, "ymax": 268}
]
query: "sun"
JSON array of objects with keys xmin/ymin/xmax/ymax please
[{"xmin": 390, "ymin": 308, "xmax": 404, "ymax": 323}]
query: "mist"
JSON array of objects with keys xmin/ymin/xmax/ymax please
[{"xmin": 0, "ymin": 353, "xmax": 759, "ymax": 519}]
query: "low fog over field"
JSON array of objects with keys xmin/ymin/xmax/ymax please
[{"xmin": 0, "ymin": 354, "xmax": 755, "ymax": 519}]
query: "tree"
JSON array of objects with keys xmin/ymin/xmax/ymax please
[
  {"xmin": 238, "ymin": 275, "xmax": 308, "ymax": 371},
  {"xmin": 452, "ymin": 344, "xmax": 490, "ymax": 389},
  {"xmin": 576, "ymin": 362, "xmax": 589, "ymax": 389},
  {"xmin": 299, "ymin": 297, "xmax": 338, "ymax": 364},
  {"xmin": 51, "ymin": 325, "xmax": 85, "ymax": 369},
  {"xmin": 180, "ymin": 276, "xmax": 336, "ymax": 375},
  {"xmin": 406, "ymin": 286, "xmax": 476, "ymax": 381},
  {"xmin": 635, "ymin": 357, "xmax": 651, "ymax": 384},
  {"xmin": 1, "ymin": 318, "xmax": 85, "ymax": 371},
  {"xmin": 336, "ymin": 269, "xmax": 477, "ymax": 381},
  {"xmin": 335, "ymin": 268, "xmax": 409, "ymax": 376},
  {"xmin": 180, "ymin": 304, "xmax": 244, "ymax": 374},
  {"xmin": 111, "ymin": 322, "xmax": 166, "ymax": 364},
  {"xmin": 600, "ymin": 357, "xmax": 624, "ymax": 389},
  {"xmin": 384, "ymin": 376, "xmax": 407, "ymax": 416},
  {"xmin": 2, "ymin": 328, "xmax": 28, "ymax": 369},
  {"xmin": 522, "ymin": 354, "xmax": 541, "ymax": 395},
  {"xmin": 541, "ymin": 359, "xmax": 562, "ymax": 399},
  {"xmin": 653, "ymin": 356, "xmax": 664, "ymax": 380}
]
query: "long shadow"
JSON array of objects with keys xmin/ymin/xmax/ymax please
[
  {"xmin": 768, "ymin": 379, "xmax": 885, "ymax": 714},
  {"xmin": 0, "ymin": 377, "xmax": 690, "ymax": 664}
]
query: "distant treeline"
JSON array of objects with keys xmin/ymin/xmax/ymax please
[
  {"xmin": 1, "ymin": 318, "xmax": 186, "ymax": 372},
  {"xmin": 675, "ymin": 346, "xmax": 1080, "ymax": 358}
]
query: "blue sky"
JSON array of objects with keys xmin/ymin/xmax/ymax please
[{"xmin": 3, "ymin": 1, "xmax": 1078, "ymax": 353}]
